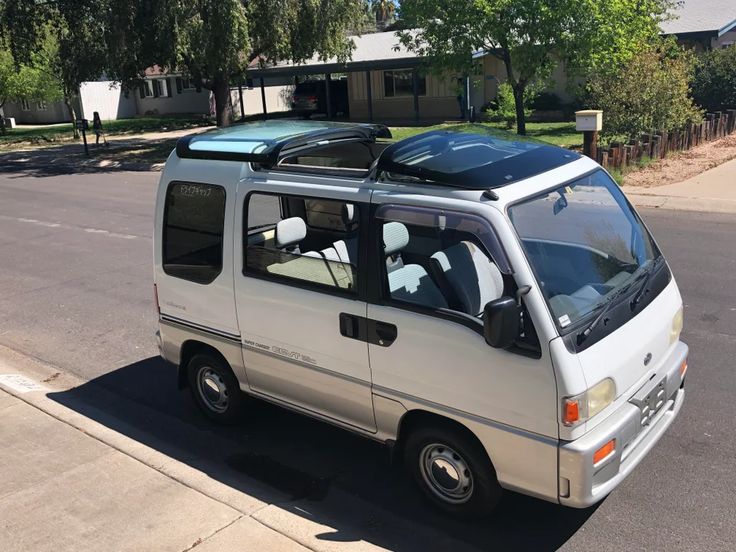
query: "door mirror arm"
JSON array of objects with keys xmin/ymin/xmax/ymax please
[{"xmin": 483, "ymin": 296, "xmax": 521, "ymax": 349}]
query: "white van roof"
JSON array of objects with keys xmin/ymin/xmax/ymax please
[{"xmin": 173, "ymin": 121, "xmax": 582, "ymax": 194}]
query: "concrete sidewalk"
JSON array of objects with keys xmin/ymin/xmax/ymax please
[
  {"xmin": 624, "ymin": 158, "xmax": 736, "ymax": 214},
  {"xmin": 0, "ymin": 389, "xmax": 306, "ymax": 552},
  {"xmin": 0, "ymin": 345, "xmax": 471, "ymax": 552}
]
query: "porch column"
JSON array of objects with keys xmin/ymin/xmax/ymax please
[
  {"xmin": 412, "ymin": 69, "xmax": 420, "ymax": 123},
  {"xmin": 365, "ymin": 70, "xmax": 373, "ymax": 123},
  {"xmin": 260, "ymin": 77, "xmax": 267, "ymax": 119},
  {"xmin": 325, "ymin": 73, "xmax": 333, "ymax": 118}
]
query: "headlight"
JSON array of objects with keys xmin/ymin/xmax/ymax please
[
  {"xmin": 562, "ymin": 378, "xmax": 616, "ymax": 426},
  {"xmin": 670, "ymin": 306, "xmax": 684, "ymax": 344}
]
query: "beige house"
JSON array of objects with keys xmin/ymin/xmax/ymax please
[{"xmin": 247, "ymin": 30, "xmax": 507, "ymax": 122}]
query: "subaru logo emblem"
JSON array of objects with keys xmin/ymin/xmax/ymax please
[{"xmin": 644, "ymin": 353, "xmax": 652, "ymax": 366}]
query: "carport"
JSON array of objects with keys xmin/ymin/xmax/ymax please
[{"xmin": 244, "ymin": 30, "xmax": 489, "ymax": 123}]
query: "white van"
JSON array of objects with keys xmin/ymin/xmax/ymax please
[{"xmin": 154, "ymin": 121, "xmax": 687, "ymax": 517}]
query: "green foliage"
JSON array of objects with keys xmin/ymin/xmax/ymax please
[
  {"xmin": 485, "ymin": 82, "xmax": 534, "ymax": 128},
  {"xmin": 0, "ymin": 44, "xmax": 60, "ymax": 108},
  {"xmin": 398, "ymin": 0, "xmax": 674, "ymax": 135},
  {"xmin": 585, "ymin": 44, "xmax": 703, "ymax": 140},
  {"xmin": 691, "ymin": 46, "xmax": 736, "ymax": 112},
  {"xmin": 105, "ymin": 0, "xmax": 362, "ymax": 126}
]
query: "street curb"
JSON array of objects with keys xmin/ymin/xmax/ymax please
[
  {"xmin": 0, "ymin": 344, "xmax": 468, "ymax": 552},
  {"xmin": 626, "ymin": 193, "xmax": 736, "ymax": 214}
]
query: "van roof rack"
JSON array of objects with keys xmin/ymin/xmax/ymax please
[
  {"xmin": 374, "ymin": 130, "xmax": 581, "ymax": 190},
  {"xmin": 175, "ymin": 120, "xmax": 391, "ymax": 165}
]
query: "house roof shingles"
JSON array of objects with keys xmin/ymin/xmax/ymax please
[{"xmin": 660, "ymin": 0, "xmax": 736, "ymax": 36}]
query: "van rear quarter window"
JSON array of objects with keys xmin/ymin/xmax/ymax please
[{"xmin": 163, "ymin": 182, "xmax": 226, "ymax": 284}]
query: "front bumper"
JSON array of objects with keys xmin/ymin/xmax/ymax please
[{"xmin": 559, "ymin": 342, "xmax": 687, "ymax": 508}]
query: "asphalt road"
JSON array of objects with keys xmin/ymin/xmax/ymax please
[{"xmin": 0, "ymin": 170, "xmax": 734, "ymax": 550}]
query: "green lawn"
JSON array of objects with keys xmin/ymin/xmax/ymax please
[
  {"xmin": 389, "ymin": 121, "xmax": 581, "ymax": 148},
  {"xmin": 0, "ymin": 116, "xmax": 211, "ymax": 146}
]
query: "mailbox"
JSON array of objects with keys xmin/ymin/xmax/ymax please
[{"xmin": 575, "ymin": 110, "xmax": 603, "ymax": 132}]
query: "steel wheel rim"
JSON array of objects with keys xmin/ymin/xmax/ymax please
[
  {"xmin": 196, "ymin": 366, "xmax": 229, "ymax": 413},
  {"xmin": 419, "ymin": 442, "xmax": 473, "ymax": 504}
]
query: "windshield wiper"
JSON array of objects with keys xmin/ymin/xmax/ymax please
[
  {"xmin": 577, "ymin": 259, "xmax": 662, "ymax": 345},
  {"xmin": 629, "ymin": 256, "xmax": 662, "ymax": 310}
]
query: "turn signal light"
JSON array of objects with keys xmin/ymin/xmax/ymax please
[
  {"xmin": 593, "ymin": 439, "xmax": 616, "ymax": 465},
  {"xmin": 563, "ymin": 399, "xmax": 580, "ymax": 425},
  {"xmin": 679, "ymin": 360, "xmax": 688, "ymax": 378}
]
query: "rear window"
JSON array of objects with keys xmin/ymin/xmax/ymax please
[{"xmin": 163, "ymin": 182, "xmax": 226, "ymax": 284}]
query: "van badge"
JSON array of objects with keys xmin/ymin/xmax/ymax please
[{"xmin": 643, "ymin": 353, "xmax": 652, "ymax": 366}]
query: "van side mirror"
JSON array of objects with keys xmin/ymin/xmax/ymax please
[{"xmin": 483, "ymin": 296, "xmax": 520, "ymax": 349}]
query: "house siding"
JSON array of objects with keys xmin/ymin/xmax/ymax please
[
  {"xmin": 3, "ymin": 100, "xmax": 70, "ymax": 124},
  {"xmin": 347, "ymin": 69, "xmax": 462, "ymax": 120}
]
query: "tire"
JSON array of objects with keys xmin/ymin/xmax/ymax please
[
  {"xmin": 187, "ymin": 353, "xmax": 245, "ymax": 424},
  {"xmin": 403, "ymin": 424, "xmax": 502, "ymax": 518}
]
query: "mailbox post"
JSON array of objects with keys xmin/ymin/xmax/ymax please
[
  {"xmin": 76, "ymin": 119, "xmax": 90, "ymax": 157},
  {"xmin": 575, "ymin": 110, "xmax": 603, "ymax": 160}
]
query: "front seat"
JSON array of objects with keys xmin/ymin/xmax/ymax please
[
  {"xmin": 430, "ymin": 241, "xmax": 504, "ymax": 316},
  {"xmin": 383, "ymin": 222, "xmax": 448, "ymax": 309}
]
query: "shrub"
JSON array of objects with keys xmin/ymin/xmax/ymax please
[
  {"xmin": 485, "ymin": 82, "xmax": 535, "ymax": 129},
  {"xmin": 585, "ymin": 44, "xmax": 703, "ymax": 140},
  {"xmin": 530, "ymin": 92, "xmax": 562, "ymax": 111},
  {"xmin": 691, "ymin": 46, "xmax": 736, "ymax": 112}
]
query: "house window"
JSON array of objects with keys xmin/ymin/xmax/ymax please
[
  {"xmin": 37, "ymin": 100, "xmax": 48, "ymax": 110},
  {"xmin": 384, "ymin": 70, "xmax": 426, "ymax": 98},
  {"xmin": 20, "ymin": 99, "xmax": 31, "ymax": 111},
  {"xmin": 143, "ymin": 81, "xmax": 154, "ymax": 97},
  {"xmin": 154, "ymin": 78, "xmax": 169, "ymax": 97},
  {"xmin": 180, "ymin": 77, "xmax": 196, "ymax": 91}
]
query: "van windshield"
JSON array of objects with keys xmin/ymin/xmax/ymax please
[{"xmin": 508, "ymin": 169, "xmax": 661, "ymax": 331}]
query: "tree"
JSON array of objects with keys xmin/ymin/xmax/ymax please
[
  {"xmin": 105, "ymin": 0, "xmax": 364, "ymax": 127},
  {"xmin": 398, "ymin": 0, "xmax": 676, "ymax": 135},
  {"xmin": 371, "ymin": 0, "xmax": 396, "ymax": 30},
  {"xmin": 1, "ymin": 0, "xmax": 108, "ymax": 136},
  {"xmin": 585, "ymin": 44, "xmax": 702, "ymax": 140},
  {"xmin": 691, "ymin": 46, "xmax": 736, "ymax": 112}
]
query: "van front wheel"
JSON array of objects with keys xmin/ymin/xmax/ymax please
[
  {"xmin": 187, "ymin": 354, "xmax": 244, "ymax": 423},
  {"xmin": 404, "ymin": 425, "xmax": 502, "ymax": 518}
]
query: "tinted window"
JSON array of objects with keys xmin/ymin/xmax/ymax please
[{"xmin": 163, "ymin": 182, "xmax": 226, "ymax": 284}]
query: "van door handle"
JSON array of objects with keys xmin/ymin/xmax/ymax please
[
  {"xmin": 339, "ymin": 313, "xmax": 367, "ymax": 341},
  {"xmin": 368, "ymin": 320, "xmax": 397, "ymax": 347}
]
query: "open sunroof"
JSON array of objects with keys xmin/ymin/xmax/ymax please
[
  {"xmin": 175, "ymin": 120, "xmax": 391, "ymax": 164},
  {"xmin": 375, "ymin": 130, "xmax": 580, "ymax": 189}
]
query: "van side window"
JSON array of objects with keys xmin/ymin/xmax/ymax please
[
  {"xmin": 376, "ymin": 206, "xmax": 507, "ymax": 317},
  {"xmin": 244, "ymin": 193, "xmax": 360, "ymax": 293},
  {"xmin": 163, "ymin": 182, "xmax": 226, "ymax": 285}
]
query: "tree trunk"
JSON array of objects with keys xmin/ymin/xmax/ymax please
[
  {"xmin": 512, "ymin": 84, "xmax": 527, "ymax": 136},
  {"xmin": 64, "ymin": 96, "xmax": 80, "ymax": 139},
  {"xmin": 213, "ymin": 77, "xmax": 232, "ymax": 127}
]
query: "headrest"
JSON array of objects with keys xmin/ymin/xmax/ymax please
[
  {"xmin": 275, "ymin": 217, "xmax": 307, "ymax": 248},
  {"xmin": 383, "ymin": 221, "xmax": 409, "ymax": 256},
  {"xmin": 341, "ymin": 203, "xmax": 356, "ymax": 227}
]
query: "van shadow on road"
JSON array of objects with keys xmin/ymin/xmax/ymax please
[{"xmin": 48, "ymin": 356, "xmax": 598, "ymax": 551}]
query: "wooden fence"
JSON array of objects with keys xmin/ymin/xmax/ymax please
[{"xmin": 598, "ymin": 109, "xmax": 736, "ymax": 171}]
